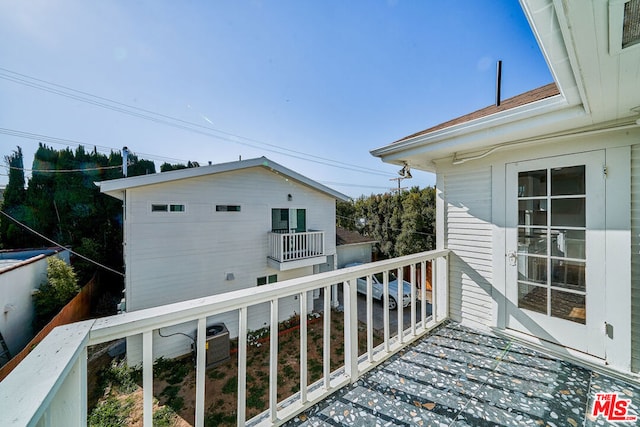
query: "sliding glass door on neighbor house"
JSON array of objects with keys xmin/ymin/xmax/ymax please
[{"xmin": 271, "ymin": 208, "xmax": 306, "ymax": 233}]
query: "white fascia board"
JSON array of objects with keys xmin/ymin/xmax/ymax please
[
  {"xmin": 371, "ymin": 95, "xmax": 584, "ymax": 163},
  {"xmin": 97, "ymin": 156, "xmax": 350, "ymax": 202}
]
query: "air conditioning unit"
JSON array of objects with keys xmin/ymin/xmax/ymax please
[{"xmin": 203, "ymin": 323, "xmax": 230, "ymax": 367}]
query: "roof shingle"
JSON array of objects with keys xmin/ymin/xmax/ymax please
[{"xmin": 394, "ymin": 83, "xmax": 559, "ymax": 144}]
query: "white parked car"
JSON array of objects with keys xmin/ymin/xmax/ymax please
[{"xmin": 345, "ymin": 263, "xmax": 413, "ymax": 310}]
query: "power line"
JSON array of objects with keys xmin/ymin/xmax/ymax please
[
  {"xmin": 0, "ymin": 209, "xmax": 125, "ymax": 277},
  {"xmin": 0, "ymin": 67, "xmax": 394, "ymax": 177},
  {"xmin": 6, "ymin": 164, "xmax": 123, "ymax": 173},
  {"xmin": 319, "ymin": 181, "xmax": 390, "ymax": 190},
  {"xmin": 0, "ymin": 127, "xmax": 190, "ymax": 164}
]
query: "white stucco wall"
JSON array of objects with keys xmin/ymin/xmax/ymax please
[
  {"xmin": 0, "ymin": 250, "xmax": 70, "ymax": 358},
  {"xmin": 336, "ymin": 243, "xmax": 374, "ymax": 268}
]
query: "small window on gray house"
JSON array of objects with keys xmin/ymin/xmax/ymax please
[
  {"xmin": 257, "ymin": 274, "xmax": 277, "ymax": 286},
  {"xmin": 216, "ymin": 205, "xmax": 241, "ymax": 212},
  {"xmin": 152, "ymin": 204, "xmax": 185, "ymax": 212},
  {"xmin": 623, "ymin": 0, "xmax": 640, "ymax": 49}
]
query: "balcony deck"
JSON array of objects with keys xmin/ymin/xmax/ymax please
[
  {"xmin": 286, "ymin": 323, "xmax": 640, "ymax": 426},
  {"xmin": 3, "ymin": 249, "xmax": 639, "ymax": 426}
]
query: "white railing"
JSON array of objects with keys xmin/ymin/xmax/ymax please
[
  {"xmin": 268, "ymin": 230, "xmax": 325, "ymax": 262},
  {"xmin": 0, "ymin": 249, "xmax": 449, "ymax": 427}
]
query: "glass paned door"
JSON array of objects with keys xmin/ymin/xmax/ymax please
[
  {"xmin": 506, "ymin": 151, "xmax": 605, "ymax": 358},
  {"xmin": 517, "ymin": 166, "xmax": 587, "ymax": 324}
]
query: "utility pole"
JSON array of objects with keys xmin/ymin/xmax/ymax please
[{"xmin": 389, "ymin": 177, "xmax": 408, "ymax": 193}]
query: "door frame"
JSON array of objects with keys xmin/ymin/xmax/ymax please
[{"xmin": 504, "ymin": 150, "xmax": 606, "ymax": 359}]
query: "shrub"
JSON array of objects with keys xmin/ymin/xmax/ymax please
[
  {"xmin": 153, "ymin": 406, "xmax": 177, "ymax": 427},
  {"xmin": 89, "ymin": 396, "xmax": 133, "ymax": 426},
  {"xmin": 33, "ymin": 257, "xmax": 79, "ymax": 328},
  {"xmin": 222, "ymin": 376, "xmax": 237, "ymax": 394},
  {"xmin": 154, "ymin": 357, "xmax": 190, "ymax": 384},
  {"xmin": 161, "ymin": 384, "xmax": 185, "ymax": 412},
  {"xmin": 100, "ymin": 359, "xmax": 139, "ymax": 394}
]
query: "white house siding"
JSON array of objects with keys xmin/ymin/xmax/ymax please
[
  {"xmin": 631, "ymin": 144, "xmax": 640, "ymax": 373},
  {"xmin": 123, "ymin": 167, "xmax": 336, "ymax": 364},
  {"xmin": 125, "ymin": 289, "xmax": 313, "ymax": 366},
  {"xmin": 124, "ymin": 167, "xmax": 336, "ymax": 311},
  {"xmin": 443, "ymin": 167, "xmax": 493, "ymax": 327}
]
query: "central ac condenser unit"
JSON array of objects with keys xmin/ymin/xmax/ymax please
[{"xmin": 202, "ymin": 323, "xmax": 230, "ymax": 367}]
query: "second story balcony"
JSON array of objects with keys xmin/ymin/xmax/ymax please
[
  {"xmin": 2, "ymin": 249, "xmax": 639, "ymax": 426},
  {"xmin": 267, "ymin": 230, "xmax": 326, "ymax": 271}
]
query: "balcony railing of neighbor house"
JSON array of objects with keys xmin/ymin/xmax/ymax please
[
  {"xmin": 0, "ymin": 249, "xmax": 449, "ymax": 427},
  {"xmin": 268, "ymin": 230, "xmax": 325, "ymax": 262}
]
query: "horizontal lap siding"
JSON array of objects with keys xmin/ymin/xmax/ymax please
[
  {"xmin": 123, "ymin": 167, "xmax": 334, "ymax": 364},
  {"xmin": 125, "ymin": 168, "xmax": 335, "ymax": 311},
  {"xmin": 444, "ymin": 167, "xmax": 493, "ymax": 327},
  {"xmin": 125, "ymin": 294, "xmax": 314, "ymax": 366},
  {"xmin": 632, "ymin": 145, "xmax": 640, "ymax": 372}
]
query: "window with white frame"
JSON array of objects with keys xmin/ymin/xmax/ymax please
[
  {"xmin": 151, "ymin": 203, "xmax": 185, "ymax": 213},
  {"xmin": 257, "ymin": 274, "xmax": 277, "ymax": 286},
  {"xmin": 216, "ymin": 205, "xmax": 241, "ymax": 212}
]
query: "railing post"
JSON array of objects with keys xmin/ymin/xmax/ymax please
[
  {"xmin": 366, "ymin": 275, "xmax": 373, "ymax": 363},
  {"xmin": 142, "ymin": 331, "xmax": 153, "ymax": 427},
  {"xmin": 300, "ymin": 291, "xmax": 308, "ymax": 404},
  {"xmin": 79, "ymin": 346, "xmax": 88, "ymax": 427},
  {"xmin": 421, "ymin": 261, "xmax": 427, "ymax": 327},
  {"xmin": 432, "ymin": 258, "xmax": 437, "ymax": 322},
  {"xmin": 410, "ymin": 263, "xmax": 417, "ymax": 336},
  {"xmin": 237, "ymin": 307, "xmax": 248, "ymax": 426},
  {"xmin": 47, "ymin": 346, "xmax": 88, "ymax": 426},
  {"xmin": 195, "ymin": 318, "xmax": 206, "ymax": 427},
  {"xmin": 323, "ymin": 286, "xmax": 331, "ymax": 390},
  {"xmin": 397, "ymin": 267, "xmax": 403, "ymax": 344},
  {"xmin": 434, "ymin": 254, "xmax": 449, "ymax": 322},
  {"xmin": 343, "ymin": 279, "xmax": 359, "ymax": 382},
  {"xmin": 443, "ymin": 255, "xmax": 449, "ymax": 319},
  {"xmin": 269, "ymin": 299, "xmax": 279, "ymax": 422},
  {"xmin": 383, "ymin": 271, "xmax": 390, "ymax": 352}
]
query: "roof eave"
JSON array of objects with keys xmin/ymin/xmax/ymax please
[
  {"xmin": 98, "ymin": 157, "xmax": 350, "ymax": 202},
  {"xmin": 370, "ymin": 94, "xmax": 589, "ymax": 171}
]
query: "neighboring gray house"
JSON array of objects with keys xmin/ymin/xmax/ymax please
[
  {"xmin": 336, "ymin": 227, "xmax": 377, "ymax": 268},
  {"xmin": 99, "ymin": 157, "xmax": 349, "ymax": 362},
  {"xmin": 372, "ymin": 0, "xmax": 640, "ymax": 375}
]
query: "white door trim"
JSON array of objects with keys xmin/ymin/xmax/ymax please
[{"xmin": 505, "ymin": 150, "xmax": 606, "ymax": 359}]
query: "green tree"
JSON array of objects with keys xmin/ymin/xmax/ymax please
[
  {"xmin": 160, "ymin": 161, "xmax": 199, "ymax": 172},
  {"xmin": 336, "ymin": 199, "xmax": 356, "ymax": 230},
  {"xmin": 33, "ymin": 257, "xmax": 80, "ymax": 328},
  {"xmin": 396, "ymin": 187, "xmax": 436, "ymax": 256},
  {"xmin": 338, "ymin": 187, "xmax": 436, "ymax": 259},
  {"xmin": 0, "ymin": 144, "xmax": 161, "ymax": 286},
  {"xmin": 0, "ymin": 147, "xmax": 28, "ymax": 248}
]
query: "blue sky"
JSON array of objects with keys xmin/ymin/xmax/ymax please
[{"xmin": 0, "ymin": 0, "xmax": 552, "ymax": 198}]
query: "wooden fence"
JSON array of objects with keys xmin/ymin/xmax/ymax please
[{"xmin": 0, "ymin": 275, "xmax": 99, "ymax": 381}]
